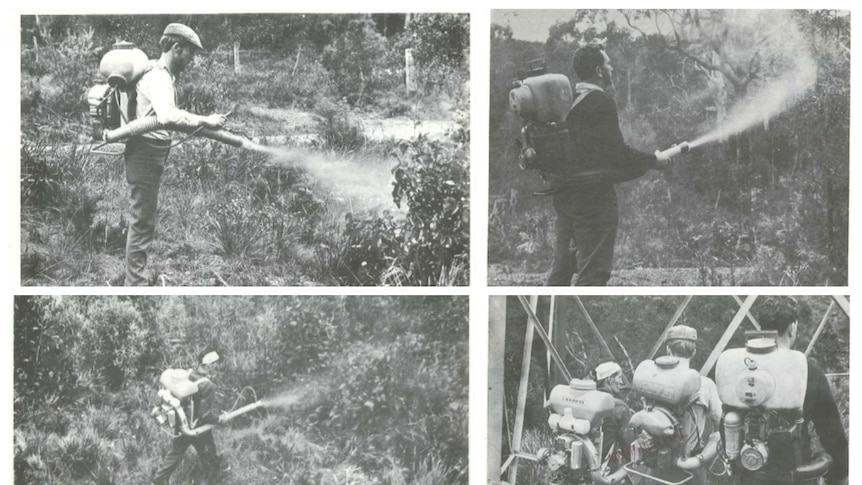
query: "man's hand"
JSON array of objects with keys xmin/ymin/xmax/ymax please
[
  {"xmin": 654, "ymin": 150, "xmax": 671, "ymax": 170},
  {"xmin": 201, "ymin": 114, "xmax": 227, "ymax": 129},
  {"xmin": 218, "ymin": 413, "xmax": 228, "ymax": 424}
]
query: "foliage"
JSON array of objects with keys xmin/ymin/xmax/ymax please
[
  {"xmin": 391, "ymin": 131, "xmax": 470, "ymax": 285},
  {"xmin": 14, "ymin": 296, "xmax": 468, "ymax": 485},
  {"xmin": 489, "ymin": 10, "xmax": 848, "ymax": 285}
]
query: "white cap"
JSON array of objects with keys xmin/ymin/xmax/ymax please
[
  {"xmin": 201, "ymin": 351, "xmax": 220, "ymax": 365},
  {"xmin": 595, "ymin": 361, "xmax": 622, "ymax": 381}
]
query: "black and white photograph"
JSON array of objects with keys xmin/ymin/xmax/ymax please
[
  {"xmin": 13, "ymin": 295, "xmax": 469, "ymax": 484},
  {"xmin": 489, "ymin": 10, "xmax": 850, "ymax": 286},
  {"xmin": 488, "ymin": 295, "xmax": 849, "ymax": 485},
  {"xmin": 20, "ymin": 13, "xmax": 469, "ymax": 286}
]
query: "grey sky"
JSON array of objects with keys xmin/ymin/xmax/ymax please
[{"xmin": 491, "ymin": 10, "xmax": 579, "ymax": 42}]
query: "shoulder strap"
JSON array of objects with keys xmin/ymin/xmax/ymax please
[
  {"xmin": 126, "ymin": 64, "xmax": 156, "ymax": 122},
  {"xmin": 571, "ymin": 88, "xmax": 596, "ymax": 110}
]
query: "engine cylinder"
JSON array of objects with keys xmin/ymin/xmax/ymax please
[{"xmin": 723, "ymin": 411, "xmax": 744, "ymax": 459}]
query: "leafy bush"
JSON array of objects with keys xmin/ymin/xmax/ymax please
[{"xmin": 391, "ymin": 132, "xmax": 470, "ymax": 285}]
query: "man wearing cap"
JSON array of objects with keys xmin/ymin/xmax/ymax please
[
  {"xmin": 124, "ymin": 23, "xmax": 228, "ymax": 286},
  {"xmin": 594, "ymin": 361, "xmax": 633, "ymax": 471},
  {"xmin": 153, "ymin": 349, "xmax": 227, "ymax": 485},
  {"xmin": 664, "ymin": 325, "xmax": 721, "ymax": 485}
]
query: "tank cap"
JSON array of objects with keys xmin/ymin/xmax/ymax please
[
  {"xmin": 655, "ymin": 356, "xmax": 680, "ymax": 369},
  {"xmin": 111, "ymin": 40, "xmax": 138, "ymax": 50},
  {"xmin": 568, "ymin": 378, "xmax": 597, "ymax": 391},
  {"xmin": 746, "ymin": 338, "xmax": 777, "ymax": 354}
]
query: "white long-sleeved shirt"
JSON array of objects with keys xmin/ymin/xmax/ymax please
[{"xmin": 134, "ymin": 59, "xmax": 198, "ymax": 140}]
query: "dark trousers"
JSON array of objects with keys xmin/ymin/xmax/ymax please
[
  {"xmin": 152, "ymin": 431, "xmax": 223, "ymax": 485},
  {"xmin": 546, "ymin": 189, "xmax": 618, "ymax": 286},
  {"xmin": 124, "ymin": 136, "xmax": 170, "ymax": 286}
]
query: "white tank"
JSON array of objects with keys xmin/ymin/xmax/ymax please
[
  {"xmin": 547, "ymin": 379, "xmax": 615, "ymax": 427},
  {"xmin": 99, "ymin": 41, "xmax": 150, "ymax": 88},
  {"xmin": 716, "ymin": 338, "xmax": 807, "ymax": 409},
  {"xmin": 509, "ymin": 74, "xmax": 573, "ymax": 123},
  {"xmin": 160, "ymin": 368, "xmax": 198, "ymax": 399},
  {"xmin": 632, "ymin": 356, "xmax": 700, "ymax": 407}
]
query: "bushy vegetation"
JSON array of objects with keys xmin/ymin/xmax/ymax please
[
  {"xmin": 489, "ymin": 10, "xmax": 848, "ymax": 285},
  {"xmin": 498, "ymin": 295, "xmax": 849, "ymax": 484},
  {"xmin": 20, "ymin": 14, "xmax": 469, "ymax": 286},
  {"xmin": 15, "ymin": 295, "xmax": 469, "ymax": 485}
]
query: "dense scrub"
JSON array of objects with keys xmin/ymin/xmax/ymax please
[
  {"xmin": 14, "ymin": 296, "xmax": 469, "ymax": 485},
  {"xmin": 489, "ymin": 11, "xmax": 848, "ymax": 285},
  {"xmin": 20, "ymin": 14, "xmax": 469, "ymax": 286}
]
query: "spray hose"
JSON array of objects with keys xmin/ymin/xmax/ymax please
[
  {"xmin": 100, "ymin": 115, "xmax": 258, "ymax": 150},
  {"xmin": 181, "ymin": 400, "xmax": 266, "ymax": 437}
]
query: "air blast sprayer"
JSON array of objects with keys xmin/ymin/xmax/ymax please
[
  {"xmin": 715, "ymin": 332, "xmax": 832, "ymax": 483},
  {"xmin": 537, "ymin": 379, "xmax": 629, "ymax": 485},
  {"xmin": 150, "ymin": 368, "xmax": 266, "ymax": 438},
  {"xmin": 624, "ymin": 356, "xmax": 720, "ymax": 485},
  {"xmin": 87, "ymin": 41, "xmax": 263, "ymax": 153}
]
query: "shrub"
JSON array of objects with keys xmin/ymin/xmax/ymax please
[{"xmin": 391, "ymin": 132, "xmax": 469, "ymax": 285}]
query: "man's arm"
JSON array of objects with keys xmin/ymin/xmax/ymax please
[
  {"xmin": 805, "ymin": 361, "xmax": 848, "ymax": 482},
  {"xmin": 144, "ymin": 69, "xmax": 226, "ymax": 129}
]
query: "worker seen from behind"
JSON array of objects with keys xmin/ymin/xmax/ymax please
[{"xmin": 664, "ymin": 325, "xmax": 722, "ymax": 485}]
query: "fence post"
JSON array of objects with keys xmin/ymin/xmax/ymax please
[
  {"xmin": 405, "ymin": 48, "xmax": 417, "ymax": 93},
  {"xmin": 233, "ymin": 41, "xmax": 241, "ymax": 74}
]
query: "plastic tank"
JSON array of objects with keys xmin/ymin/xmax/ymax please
[
  {"xmin": 160, "ymin": 369, "xmax": 199, "ymax": 399},
  {"xmin": 509, "ymin": 74, "xmax": 573, "ymax": 123},
  {"xmin": 632, "ymin": 356, "xmax": 700, "ymax": 406},
  {"xmin": 99, "ymin": 41, "xmax": 150, "ymax": 88},
  {"xmin": 716, "ymin": 338, "xmax": 807, "ymax": 409},
  {"xmin": 547, "ymin": 379, "xmax": 615, "ymax": 427}
]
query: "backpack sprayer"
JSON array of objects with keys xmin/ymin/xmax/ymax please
[
  {"xmin": 86, "ymin": 41, "xmax": 262, "ymax": 154},
  {"xmin": 537, "ymin": 379, "xmax": 628, "ymax": 485},
  {"xmin": 150, "ymin": 368, "xmax": 266, "ymax": 438},
  {"xmin": 625, "ymin": 356, "xmax": 720, "ymax": 485},
  {"xmin": 509, "ymin": 60, "xmax": 690, "ymax": 194},
  {"xmin": 715, "ymin": 332, "xmax": 832, "ymax": 483}
]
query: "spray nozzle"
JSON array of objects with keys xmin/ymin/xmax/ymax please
[{"xmin": 658, "ymin": 141, "xmax": 691, "ymax": 159}]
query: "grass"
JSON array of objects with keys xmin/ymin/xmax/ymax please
[{"xmin": 21, "ymin": 47, "xmax": 469, "ymax": 287}]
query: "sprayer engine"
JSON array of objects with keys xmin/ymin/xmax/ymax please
[
  {"xmin": 537, "ymin": 379, "xmax": 620, "ymax": 485},
  {"xmin": 716, "ymin": 333, "xmax": 832, "ymax": 482}
]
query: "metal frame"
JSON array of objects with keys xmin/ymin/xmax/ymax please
[{"xmin": 489, "ymin": 295, "xmax": 849, "ymax": 485}]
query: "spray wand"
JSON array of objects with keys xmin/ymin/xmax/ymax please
[{"xmin": 656, "ymin": 141, "xmax": 691, "ymax": 160}]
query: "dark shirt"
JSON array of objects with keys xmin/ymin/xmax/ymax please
[
  {"xmin": 804, "ymin": 360, "xmax": 848, "ymax": 480},
  {"xmin": 189, "ymin": 367, "xmax": 218, "ymax": 426},
  {"xmin": 566, "ymin": 86, "xmax": 656, "ymax": 184},
  {"xmin": 602, "ymin": 397, "xmax": 633, "ymax": 467}
]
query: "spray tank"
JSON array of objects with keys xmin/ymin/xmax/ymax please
[
  {"xmin": 715, "ymin": 331, "xmax": 832, "ymax": 482},
  {"xmin": 537, "ymin": 379, "xmax": 627, "ymax": 485},
  {"xmin": 509, "ymin": 60, "xmax": 690, "ymax": 195},
  {"xmin": 624, "ymin": 356, "xmax": 719, "ymax": 485},
  {"xmin": 150, "ymin": 368, "xmax": 265, "ymax": 438},
  {"xmin": 87, "ymin": 41, "xmax": 264, "ymax": 154}
]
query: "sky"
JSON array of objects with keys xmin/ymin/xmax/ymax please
[{"xmin": 490, "ymin": 10, "xmax": 572, "ymax": 42}]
